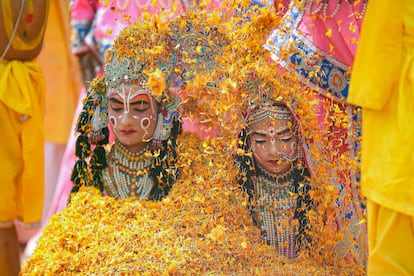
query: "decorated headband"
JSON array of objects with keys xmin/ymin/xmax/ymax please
[
  {"xmin": 245, "ymin": 96, "xmax": 295, "ymax": 126},
  {"xmin": 241, "ymin": 70, "xmax": 295, "ymax": 127}
]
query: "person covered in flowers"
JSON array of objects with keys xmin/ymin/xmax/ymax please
[
  {"xmin": 236, "ymin": 87, "xmax": 313, "ymax": 259},
  {"xmin": 70, "ymin": 11, "xmax": 228, "ymax": 200},
  {"xmin": 70, "ymin": 22, "xmax": 182, "ymax": 200}
]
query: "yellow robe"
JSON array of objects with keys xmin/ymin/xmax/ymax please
[
  {"xmin": 0, "ymin": 60, "xmax": 45, "ymax": 228},
  {"xmin": 348, "ymin": 0, "xmax": 414, "ymax": 274},
  {"xmin": 348, "ymin": 0, "xmax": 414, "ymax": 217},
  {"xmin": 37, "ymin": 0, "xmax": 82, "ymax": 144}
]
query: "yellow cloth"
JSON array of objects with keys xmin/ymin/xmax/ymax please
[
  {"xmin": 37, "ymin": 0, "xmax": 82, "ymax": 144},
  {"xmin": 348, "ymin": 0, "xmax": 414, "ymax": 216},
  {"xmin": 348, "ymin": 0, "xmax": 414, "ymax": 274},
  {"xmin": 366, "ymin": 200, "xmax": 414, "ymax": 275},
  {"xmin": 0, "ymin": 59, "xmax": 45, "ymax": 228}
]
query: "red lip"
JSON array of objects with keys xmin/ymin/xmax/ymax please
[{"xmin": 121, "ymin": 130, "xmax": 135, "ymax": 135}]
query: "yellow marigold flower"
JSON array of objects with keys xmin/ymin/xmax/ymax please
[
  {"xmin": 147, "ymin": 68, "xmax": 166, "ymax": 97},
  {"xmin": 326, "ymin": 28, "xmax": 332, "ymax": 38}
]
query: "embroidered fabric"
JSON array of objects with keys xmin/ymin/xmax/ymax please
[{"xmin": 265, "ymin": 4, "xmax": 351, "ymax": 101}]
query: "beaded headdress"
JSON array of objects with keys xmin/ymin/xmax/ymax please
[
  {"xmin": 244, "ymin": 90, "xmax": 295, "ymax": 127},
  {"xmin": 241, "ymin": 71, "xmax": 295, "ymax": 127}
]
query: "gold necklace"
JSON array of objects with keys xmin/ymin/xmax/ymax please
[{"xmin": 255, "ymin": 161, "xmax": 295, "ymax": 185}]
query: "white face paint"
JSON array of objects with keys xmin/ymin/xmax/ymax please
[
  {"xmin": 249, "ymin": 116, "xmax": 299, "ymax": 175},
  {"xmin": 107, "ymin": 83, "xmax": 159, "ymax": 153}
]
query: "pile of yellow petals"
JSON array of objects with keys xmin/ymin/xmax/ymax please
[
  {"xmin": 23, "ymin": 2, "xmax": 366, "ymax": 274},
  {"xmin": 22, "ymin": 133, "xmax": 363, "ymax": 275}
]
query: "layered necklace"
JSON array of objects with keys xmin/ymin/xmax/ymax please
[
  {"xmin": 253, "ymin": 163, "xmax": 298, "ymax": 258},
  {"xmin": 102, "ymin": 140, "xmax": 154, "ymax": 199}
]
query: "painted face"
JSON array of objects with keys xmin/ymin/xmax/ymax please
[
  {"xmin": 249, "ymin": 116, "xmax": 299, "ymax": 175},
  {"xmin": 108, "ymin": 83, "xmax": 159, "ymax": 153}
]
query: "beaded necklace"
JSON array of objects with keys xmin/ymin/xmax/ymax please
[
  {"xmin": 255, "ymin": 162, "xmax": 295, "ymax": 185},
  {"xmin": 253, "ymin": 164, "xmax": 298, "ymax": 258},
  {"xmin": 102, "ymin": 140, "xmax": 154, "ymax": 199}
]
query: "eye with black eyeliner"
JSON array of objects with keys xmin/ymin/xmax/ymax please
[
  {"xmin": 280, "ymin": 136, "xmax": 293, "ymax": 142},
  {"xmin": 132, "ymin": 100, "xmax": 150, "ymax": 112},
  {"xmin": 133, "ymin": 106, "xmax": 149, "ymax": 112},
  {"xmin": 253, "ymin": 137, "xmax": 267, "ymax": 144},
  {"xmin": 133, "ymin": 108, "xmax": 147, "ymax": 112},
  {"xmin": 109, "ymin": 104, "xmax": 123, "ymax": 112},
  {"xmin": 133, "ymin": 105, "xmax": 149, "ymax": 112}
]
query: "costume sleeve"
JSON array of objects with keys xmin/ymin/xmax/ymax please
[
  {"xmin": 347, "ymin": 0, "xmax": 402, "ymax": 110},
  {"xmin": 70, "ymin": 0, "xmax": 98, "ymax": 55}
]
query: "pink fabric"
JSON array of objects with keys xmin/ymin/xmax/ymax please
[
  {"xmin": 273, "ymin": 0, "xmax": 363, "ymax": 69},
  {"xmin": 76, "ymin": 0, "xmax": 185, "ymax": 41},
  {"xmin": 269, "ymin": 0, "xmax": 364, "ymax": 150},
  {"xmin": 71, "ymin": 0, "xmax": 187, "ymax": 61},
  {"xmin": 70, "ymin": 0, "xmax": 97, "ymax": 21},
  {"xmin": 299, "ymin": 3, "xmax": 363, "ymax": 66},
  {"xmin": 295, "ymin": 0, "xmax": 364, "ymax": 159},
  {"xmin": 268, "ymin": 0, "xmax": 367, "ymax": 264},
  {"xmin": 71, "ymin": 0, "xmax": 222, "ymax": 49},
  {"xmin": 47, "ymin": 87, "xmax": 87, "ymax": 218}
]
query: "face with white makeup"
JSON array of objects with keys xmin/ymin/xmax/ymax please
[
  {"xmin": 107, "ymin": 82, "xmax": 159, "ymax": 153},
  {"xmin": 248, "ymin": 106, "xmax": 299, "ymax": 175}
]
